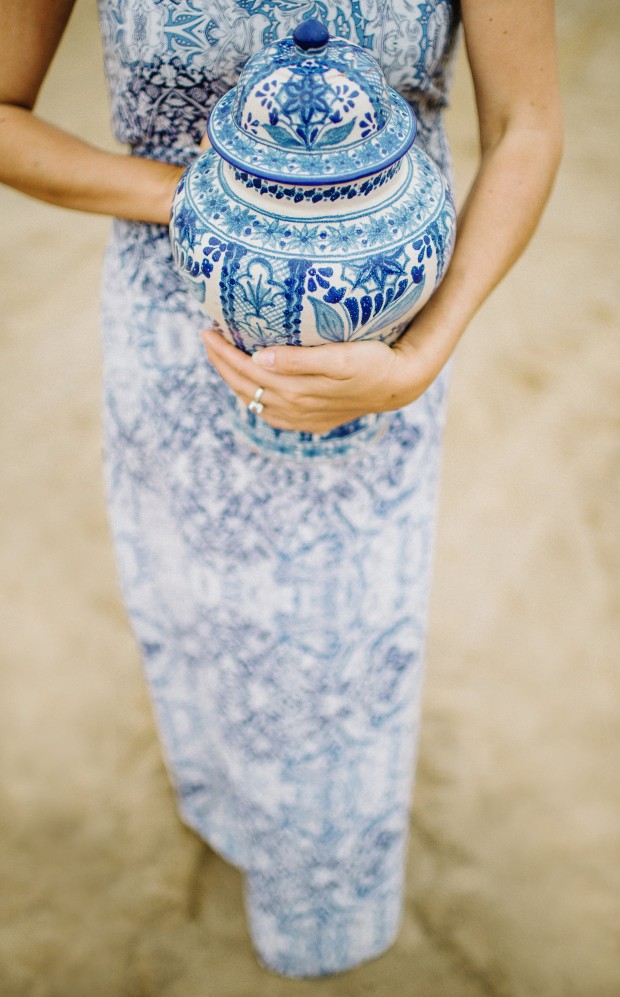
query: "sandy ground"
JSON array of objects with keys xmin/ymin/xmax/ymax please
[{"xmin": 1, "ymin": 2, "xmax": 618, "ymax": 995}]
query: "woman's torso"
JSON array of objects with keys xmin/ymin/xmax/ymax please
[{"xmin": 98, "ymin": 0, "xmax": 461, "ymax": 172}]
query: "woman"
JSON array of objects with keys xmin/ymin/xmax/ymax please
[{"xmin": 0, "ymin": 0, "xmax": 562, "ymax": 978}]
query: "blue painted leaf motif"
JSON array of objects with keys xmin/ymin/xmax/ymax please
[
  {"xmin": 360, "ymin": 295, "xmax": 372, "ymax": 325},
  {"xmin": 319, "ymin": 119, "xmax": 356, "ymax": 147},
  {"xmin": 359, "ymin": 275, "xmax": 427, "ymax": 340},
  {"xmin": 190, "ymin": 281, "xmax": 206, "ymax": 304},
  {"xmin": 393, "ymin": 278, "xmax": 408, "ymax": 302},
  {"xmin": 308, "ymin": 295, "xmax": 346, "ymax": 342},
  {"xmin": 237, "ymin": 259, "xmax": 283, "ymax": 320},
  {"xmin": 262, "ymin": 124, "xmax": 304, "ymax": 148},
  {"xmin": 344, "ymin": 297, "xmax": 360, "ymax": 329}
]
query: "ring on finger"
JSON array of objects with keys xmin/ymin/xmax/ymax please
[{"xmin": 248, "ymin": 386, "xmax": 265, "ymax": 415}]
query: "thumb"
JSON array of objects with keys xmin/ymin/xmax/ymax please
[{"xmin": 199, "ymin": 130, "xmax": 212, "ymax": 152}]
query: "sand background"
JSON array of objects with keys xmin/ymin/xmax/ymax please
[{"xmin": 1, "ymin": 2, "xmax": 618, "ymax": 994}]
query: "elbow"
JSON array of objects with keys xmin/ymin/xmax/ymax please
[
  {"xmin": 549, "ymin": 113, "xmax": 564, "ymax": 179},
  {"xmin": 540, "ymin": 98, "xmax": 564, "ymax": 181},
  {"xmin": 540, "ymin": 112, "xmax": 564, "ymax": 199},
  {"xmin": 481, "ymin": 103, "xmax": 564, "ymax": 183}
]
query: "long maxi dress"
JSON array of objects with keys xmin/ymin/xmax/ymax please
[{"xmin": 98, "ymin": 0, "xmax": 461, "ymax": 978}]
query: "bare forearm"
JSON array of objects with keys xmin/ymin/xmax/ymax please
[
  {"xmin": 399, "ymin": 121, "xmax": 563, "ymax": 374},
  {"xmin": 0, "ymin": 104, "xmax": 183, "ymax": 223},
  {"xmin": 389, "ymin": 0, "xmax": 564, "ymax": 401}
]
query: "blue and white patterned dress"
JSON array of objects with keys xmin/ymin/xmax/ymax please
[{"xmin": 98, "ymin": 0, "xmax": 460, "ymax": 978}]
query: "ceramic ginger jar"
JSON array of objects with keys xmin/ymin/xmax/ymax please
[{"xmin": 170, "ymin": 19, "xmax": 456, "ymax": 352}]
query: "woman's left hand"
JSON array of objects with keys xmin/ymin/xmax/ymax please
[{"xmin": 201, "ymin": 326, "xmax": 440, "ymax": 433}]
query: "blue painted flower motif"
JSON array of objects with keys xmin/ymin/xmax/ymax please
[
  {"xmin": 410, "ymin": 264, "xmax": 425, "ymax": 284},
  {"xmin": 349, "ymin": 253, "xmax": 407, "ymax": 292},
  {"xmin": 280, "ymin": 74, "xmax": 331, "ymax": 121},
  {"xmin": 333, "ymin": 83, "xmax": 360, "ymax": 113},
  {"xmin": 254, "ymin": 66, "xmax": 364, "ymax": 152},
  {"xmin": 243, "ymin": 109, "xmax": 261, "ymax": 135},
  {"xmin": 175, "ymin": 205, "xmax": 201, "ymax": 248},
  {"xmin": 203, "ymin": 235, "xmax": 227, "ymax": 263},
  {"xmin": 413, "ymin": 234, "xmax": 433, "ymax": 262},
  {"xmin": 323, "ymin": 285, "xmax": 346, "ymax": 304},
  {"xmin": 328, "ymin": 225, "xmax": 362, "ymax": 252},
  {"xmin": 306, "ymin": 266, "xmax": 333, "ymax": 292},
  {"xmin": 359, "ymin": 110, "xmax": 377, "ymax": 138},
  {"xmin": 254, "ymin": 78, "xmax": 279, "ymax": 109}
]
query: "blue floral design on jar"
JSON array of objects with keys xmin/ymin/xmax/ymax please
[{"xmin": 170, "ymin": 20, "xmax": 456, "ymax": 352}]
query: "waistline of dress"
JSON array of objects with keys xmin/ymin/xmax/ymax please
[{"xmin": 229, "ymin": 394, "xmax": 390, "ymax": 462}]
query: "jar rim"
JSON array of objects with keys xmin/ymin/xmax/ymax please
[{"xmin": 207, "ymin": 86, "xmax": 416, "ymax": 186}]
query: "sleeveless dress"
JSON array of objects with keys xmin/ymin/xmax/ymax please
[{"xmin": 97, "ymin": 0, "xmax": 460, "ymax": 978}]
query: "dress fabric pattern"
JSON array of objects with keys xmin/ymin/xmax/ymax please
[{"xmin": 97, "ymin": 0, "xmax": 460, "ymax": 977}]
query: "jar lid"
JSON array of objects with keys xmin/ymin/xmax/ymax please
[{"xmin": 207, "ymin": 19, "xmax": 416, "ymax": 186}]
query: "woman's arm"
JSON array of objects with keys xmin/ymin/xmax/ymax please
[
  {"xmin": 0, "ymin": 0, "xmax": 182, "ymax": 223},
  {"xmin": 393, "ymin": 0, "xmax": 564, "ymax": 378},
  {"xmin": 204, "ymin": 0, "xmax": 563, "ymax": 432}
]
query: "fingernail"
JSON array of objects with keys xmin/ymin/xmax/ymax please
[{"xmin": 252, "ymin": 349, "xmax": 275, "ymax": 368}]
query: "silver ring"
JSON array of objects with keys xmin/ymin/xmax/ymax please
[{"xmin": 248, "ymin": 386, "xmax": 265, "ymax": 415}]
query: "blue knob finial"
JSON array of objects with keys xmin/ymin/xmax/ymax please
[{"xmin": 293, "ymin": 19, "xmax": 329, "ymax": 51}]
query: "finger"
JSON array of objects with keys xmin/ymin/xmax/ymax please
[
  {"xmin": 203, "ymin": 335, "xmax": 298, "ymax": 416},
  {"xmin": 204, "ymin": 338, "xmax": 262, "ymax": 397},
  {"xmin": 202, "ymin": 329, "xmax": 278, "ymax": 387},
  {"xmin": 201, "ymin": 329, "xmax": 370, "ymax": 414},
  {"xmin": 199, "ymin": 130, "xmax": 212, "ymax": 151},
  {"xmin": 201, "ymin": 328, "xmax": 319, "ymax": 396},
  {"xmin": 251, "ymin": 342, "xmax": 354, "ymax": 379},
  {"xmin": 204, "ymin": 338, "xmax": 368, "ymax": 430},
  {"xmin": 207, "ymin": 351, "xmax": 320, "ymax": 429},
  {"xmin": 205, "ymin": 340, "xmax": 350, "ymax": 427}
]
